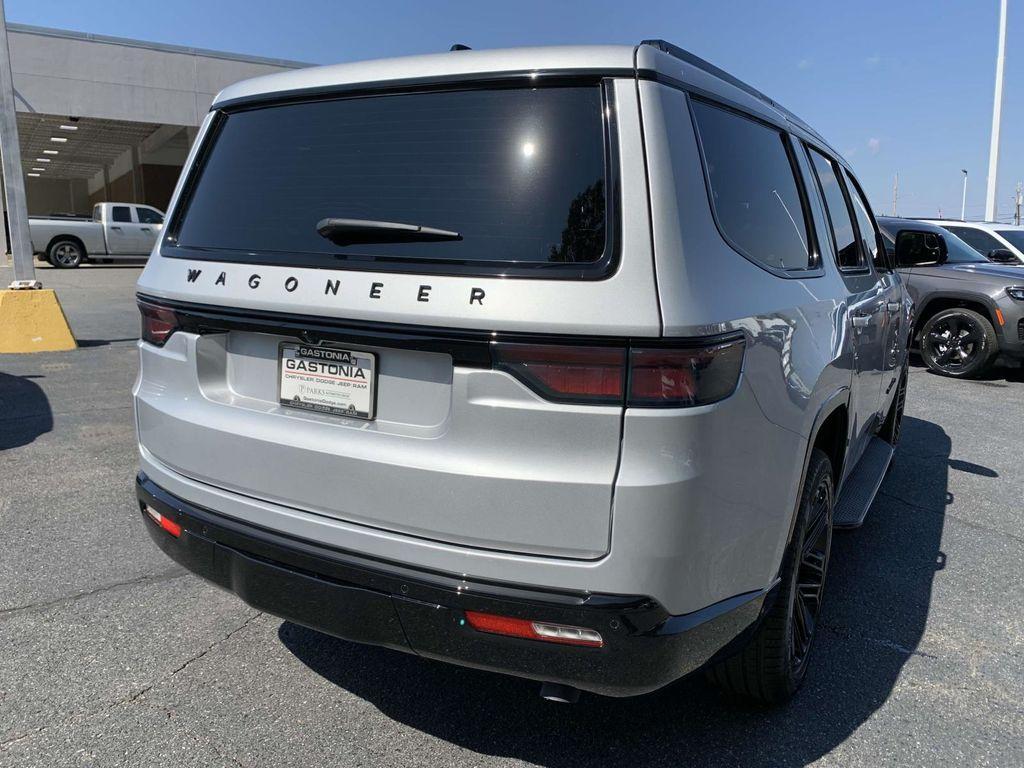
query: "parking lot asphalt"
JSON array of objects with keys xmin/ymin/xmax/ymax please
[{"xmin": 1, "ymin": 262, "xmax": 1022, "ymax": 768}]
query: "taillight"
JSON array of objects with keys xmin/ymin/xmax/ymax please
[
  {"xmin": 464, "ymin": 610, "xmax": 603, "ymax": 648},
  {"xmin": 493, "ymin": 336, "xmax": 744, "ymax": 407},
  {"xmin": 493, "ymin": 343, "xmax": 625, "ymax": 404},
  {"xmin": 629, "ymin": 337, "xmax": 745, "ymax": 407},
  {"xmin": 138, "ymin": 299, "xmax": 179, "ymax": 346}
]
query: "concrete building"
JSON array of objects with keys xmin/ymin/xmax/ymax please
[{"xmin": 2, "ymin": 23, "xmax": 308, "ymax": 252}]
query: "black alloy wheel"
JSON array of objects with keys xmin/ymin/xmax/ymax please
[
  {"xmin": 919, "ymin": 308, "xmax": 996, "ymax": 378},
  {"xmin": 881, "ymin": 365, "xmax": 908, "ymax": 447},
  {"xmin": 790, "ymin": 473, "xmax": 831, "ymax": 677}
]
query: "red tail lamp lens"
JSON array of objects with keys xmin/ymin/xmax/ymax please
[
  {"xmin": 138, "ymin": 299, "xmax": 180, "ymax": 346},
  {"xmin": 144, "ymin": 505, "xmax": 181, "ymax": 537},
  {"xmin": 493, "ymin": 344, "xmax": 625, "ymax": 403},
  {"xmin": 464, "ymin": 610, "xmax": 603, "ymax": 648},
  {"xmin": 629, "ymin": 338, "xmax": 745, "ymax": 406}
]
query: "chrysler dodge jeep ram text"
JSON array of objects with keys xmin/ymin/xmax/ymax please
[{"xmin": 134, "ymin": 41, "xmax": 911, "ymax": 704}]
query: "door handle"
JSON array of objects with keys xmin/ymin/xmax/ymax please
[
  {"xmin": 111, "ymin": 226, "xmax": 122, "ymax": 231},
  {"xmin": 140, "ymin": 227, "xmax": 151, "ymax": 232},
  {"xmin": 887, "ymin": 301, "xmax": 902, "ymax": 313},
  {"xmin": 851, "ymin": 314, "xmax": 872, "ymax": 328}
]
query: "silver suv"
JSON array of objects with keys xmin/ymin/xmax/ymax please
[{"xmin": 134, "ymin": 41, "xmax": 911, "ymax": 704}]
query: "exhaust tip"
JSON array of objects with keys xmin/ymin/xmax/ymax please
[{"xmin": 539, "ymin": 682, "xmax": 580, "ymax": 704}]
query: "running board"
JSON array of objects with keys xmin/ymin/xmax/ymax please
[{"xmin": 833, "ymin": 437, "xmax": 894, "ymax": 530}]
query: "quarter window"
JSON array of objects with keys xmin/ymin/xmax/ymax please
[
  {"xmin": 806, "ymin": 148, "xmax": 863, "ymax": 270},
  {"xmin": 691, "ymin": 100, "xmax": 813, "ymax": 272}
]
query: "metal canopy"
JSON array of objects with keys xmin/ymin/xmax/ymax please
[{"xmin": 16, "ymin": 113, "xmax": 166, "ymax": 179}]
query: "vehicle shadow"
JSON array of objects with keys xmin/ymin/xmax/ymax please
[
  {"xmin": 278, "ymin": 415, "xmax": 950, "ymax": 767},
  {"xmin": 0, "ymin": 372, "xmax": 53, "ymax": 450}
]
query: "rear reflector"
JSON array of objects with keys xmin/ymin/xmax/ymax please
[
  {"xmin": 138, "ymin": 298, "xmax": 180, "ymax": 347},
  {"xmin": 144, "ymin": 505, "xmax": 181, "ymax": 537},
  {"xmin": 464, "ymin": 610, "xmax": 603, "ymax": 648}
]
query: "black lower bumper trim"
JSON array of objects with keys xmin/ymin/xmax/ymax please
[{"xmin": 136, "ymin": 473, "xmax": 770, "ymax": 697}]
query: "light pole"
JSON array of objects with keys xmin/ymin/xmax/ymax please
[
  {"xmin": 985, "ymin": 0, "xmax": 1008, "ymax": 222},
  {"xmin": 961, "ymin": 169, "xmax": 968, "ymax": 220},
  {"xmin": 0, "ymin": 0, "xmax": 34, "ymax": 284}
]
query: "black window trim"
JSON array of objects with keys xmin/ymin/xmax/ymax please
[
  {"xmin": 802, "ymin": 142, "xmax": 873, "ymax": 276},
  {"xmin": 686, "ymin": 93, "xmax": 824, "ymax": 280},
  {"xmin": 160, "ymin": 77, "xmax": 622, "ymax": 282}
]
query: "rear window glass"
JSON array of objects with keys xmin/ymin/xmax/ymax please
[{"xmin": 170, "ymin": 87, "xmax": 610, "ymax": 274}]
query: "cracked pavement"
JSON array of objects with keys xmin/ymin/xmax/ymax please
[{"xmin": 1, "ymin": 263, "xmax": 1022, "ymax": 767}]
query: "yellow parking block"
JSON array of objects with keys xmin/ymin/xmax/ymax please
[{"xmin": 0, "ymin": 289, "xmax": 77, "ymax": 353}]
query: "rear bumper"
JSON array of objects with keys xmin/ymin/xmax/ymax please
[{"xmin": 137, "ymin": 473, "xmax": 772, "ymax": 697}]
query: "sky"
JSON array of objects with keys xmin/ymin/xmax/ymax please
[{"xmin": 8, "ymin": 0, "xmax": 1022, "ymax": 222}]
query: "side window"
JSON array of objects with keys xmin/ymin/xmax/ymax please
[
  {"xmin": 92, "ymin": 204, "xmax": 101, "ymax": 222},
  {"xmin": 111, "ymin": 206, "xmax": 132, "ymax": 223},
  {"xmin": 943, "ymin": 226, "xmax": 1002, "ymax": 255},
  {"xmin": 843, "ymin": 169, "xmax": 886, "ymax": 271},
  {"xmin": 691, "ymin": 100, "xmax": 813, "ymax": 272},
  {"xmin": 136, "ymin": 207, "xmax": 163, "ymax": 225},
  {"xmin": 806, "ymin": 147, "xmax": 864, "ymax": 270}
]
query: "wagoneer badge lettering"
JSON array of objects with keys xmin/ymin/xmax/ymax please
[{"xmin": 184, "ymin": 266, "xmax": 486, "ymax": 305}]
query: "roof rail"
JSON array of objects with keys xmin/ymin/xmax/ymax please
[{"xmin": 639, "ymin": 39, "xmax": 827, "ymax": 145}]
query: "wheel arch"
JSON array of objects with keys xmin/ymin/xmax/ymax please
[
  {"xmin": 913, "ymin": 293, "xmax": 1001, "ymax": 342},
  {"xmin": 782, "ymin": 387, "xmax": 850, "ymax": 550},
  {"xmin": 46, "ymin": 234, "xmax": 88, "ymax": 259}
]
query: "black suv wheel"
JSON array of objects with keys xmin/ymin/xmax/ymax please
[
  {"xmin": 707, "ymin": 449, "xmax": 833, "ymax": 705},
  {"xmin": 919, "ymin": 308, "xmax": 997, "ymax": 378}
]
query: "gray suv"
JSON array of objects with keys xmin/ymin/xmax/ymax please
[
  {"xmin": 134, "ymin": 41, "xmax": 910, "ymax": 704},
  {"xmin": 878, "ymin": 217, "xmax": 1024, "ymax": 377}
]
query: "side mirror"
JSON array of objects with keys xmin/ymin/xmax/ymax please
[
  {"xmin": 986, "ymin": 248, "xmax": 1019, "ymax": 264},
  {"xmin": 895, "ymin": 230, "xmax": 947, "ymax": 267}
]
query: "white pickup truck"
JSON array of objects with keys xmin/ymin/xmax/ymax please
[{"xmin": 30, "ymin": 202, "xmax": 165, "ymax": 268}]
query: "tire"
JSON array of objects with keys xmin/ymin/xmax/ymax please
[
  {"xmin": 919, "ymin": 308, "xmax": 997, "ymax": 378},
  {"xmin": 880, "ymin": 362, "xmax": 908, "ymax": 447},
  {"xmin": 707, "ymin": 449, "xmax": 834, "ymax": 705},
  {"xmin": 47, "ymin": 239, "xmax": 84, "ymax": 269}
]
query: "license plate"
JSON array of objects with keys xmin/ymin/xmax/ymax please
[{"xmin": 278, "ymin": 343, "xmax": 377, "ymax": 420}]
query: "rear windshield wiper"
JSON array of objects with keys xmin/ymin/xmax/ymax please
[{"xmin": 316, "ymin": 218, "xmax": 462, "ymax": 246}]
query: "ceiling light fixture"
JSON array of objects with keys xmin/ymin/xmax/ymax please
[
  {"xmin": 43, "ymin": 149, "xmax": 58, "ymax": 154},
  {"xmin": 58, "ymin": 125, "xmax": 78, "ymax": 131},
  {"xmin": 26, "ymin": 173, "xmax": 39, "ymax": 177},
  {"xmin": 49, "ymin": 136, "xmax": 68, "ymax": 143}
]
